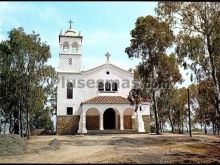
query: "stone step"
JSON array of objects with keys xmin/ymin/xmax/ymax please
[{"xmin": 79, "ymin": 129, "xmax": 148, "ymax": 135}]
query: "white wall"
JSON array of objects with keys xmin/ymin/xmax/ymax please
[
  {"xmin": 59, "ymin": 36, "xmax": 82, "ymax": 72},
  {"xmin": 57, "ymin": 63, "xmax": 134, "ymax": 116},
  {"xmin": 141, "ymin": 102, "xmax": 150, "ymax": 116},
  {"xmin": 59, "ymin": 54, "xmax": 81, "ymax": 73}
]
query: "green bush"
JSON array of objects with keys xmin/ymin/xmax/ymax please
[{"xmin": 191, "ymin": 128, "xmax": 201, "ymax": 132}]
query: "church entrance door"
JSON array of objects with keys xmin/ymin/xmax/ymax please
[{"xmin": 104, "ymin": 108, "xmax": 115, "ymax": 129}]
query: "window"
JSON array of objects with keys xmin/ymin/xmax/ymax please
[
  {"xmin": 69, "ymin": 58, "xmax": 72, "ymax": 65},
  {"xmin": 112, "ymin": 82, "xmax": 118, "ymax": 91},
  {"xmin": 63, "ymin": 41, "xmax": 69, "ymax": 52},
  {"xmin": 98, "ymin": 82, "xmax": 104, "ymax": 91},
  {"xmin": 67, "ymin": 82, "xmax": 73, "ymax": 99},
  {"xmin": 98, "ymin": 81, "xmax": 118, "ymax": 92},
  {"xmin": 105, "ymin": 81, "xmax": 111, "ymax": 91},
  {"xmin": 67, "ymin": 107, "xmax": 73, "ymax": 115},
  {"xmin": 72, "ymin": 42, "xmax": 78, "ymax": 53}
]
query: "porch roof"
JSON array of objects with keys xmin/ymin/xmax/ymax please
[{"xmin": 81, "ymin": 96, "xmax": 130, "ymax": 104}]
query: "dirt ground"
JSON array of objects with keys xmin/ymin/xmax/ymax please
[{"xmin": 0, "ymin": 133, "xmax": 220, "ymax": 164}]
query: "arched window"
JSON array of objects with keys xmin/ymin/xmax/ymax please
[
  {"xmin": 112, "ymin": 82, "xmax": 118, "ymax": 91},
  {"xmin": 105, "ymin": 81, "xmax": 111, "ymax": 91},
  {"xmin": 67, "ymin": 82, "xmax": 73, "ymax": 99},
  {"xmin": 69, "ymin": 58, "xmax": 72, "ymax": 65},
  {"xmin": 63, "ymin": 41, "xmax": 69, "ymax": 52},
  {"xmin": 98, "ymin": 82, "xmax": 104, "ymax": 91},
  {"xmin": 72, "ymin": 42, "xmax": 78, "ymax": 53}
]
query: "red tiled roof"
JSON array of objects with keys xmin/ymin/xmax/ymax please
[{"xmin": 81, "ymin": 96, "xmax": 130, "ymax": 104}]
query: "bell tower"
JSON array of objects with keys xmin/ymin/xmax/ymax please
[{"xmin": 59, "ymin": 20, "xmax": 83, "ymax": 72}]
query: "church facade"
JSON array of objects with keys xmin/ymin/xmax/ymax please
[{"xmin": 56, "ymin": 24, "xmax": 150, "ymax": 135}]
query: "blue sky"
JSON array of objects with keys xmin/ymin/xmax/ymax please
[{"xmin": 0, "ymin": 1, "xmax": 190, "ymax": 87}]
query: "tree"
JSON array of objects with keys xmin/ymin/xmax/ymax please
[
  {"xmin": 125, "ymin": 15, "xmax": 181, "ymax": 134},
  {"xmin": 169, "ymin": 88, "xmax": 188, "ymax": 133},
  {"xmin": 31, "ymin": 106, "xmax": 53, "ymax": 131},
  {"xmin": 193, "ymin": 79, "xmax": 217, "ymax": 134},
  {"xmin": 0, "ymin": 27, "xmax": 56, "ymax": 138},
  {"xmin": 156, "ymin": 1, "xmax": 220, "ymax": 134}
]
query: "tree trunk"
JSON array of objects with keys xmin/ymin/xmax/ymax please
[
  {"xmin": 3, "ymin": 120, "xmax": 6, "ymax": 134},
  {"xmin": 218, "ymin": 125, "xmax": 220, "ymax": 135},
  {"xmin": 186, "ymin": 121, "xmax": 189, "ymax": 133},
  {"xmin": 26, "ymin": 110, "xmax": 29, "ymax": 140},
  {"xmin": 213, "ymin": 122, "xmax": 216, "ymax": 135},
  {"xmin": 19, "ymin": 105, "xmax": 23, "ymax": 137},
  {"xmin": 0, "ymin": 119, "xmax": 1, "ymax": 134},
  {"xmin": 204, "ymin": 124, "xmax": 207, "ymax": 134},
  {"xmin": 161, "ymin": 122, "xmax": 165, "ymax": 132},
  {"xmin": 168, "ymin": 115, "xmax": 174, "ymax": 132},
  {"xmin": 201, "ymin": 123, "xmax": 203, "ymax": 133},
  {"xmin": 159, "ymin": 121, "xmax": 162, "ymax": 132},
  {"xmin": 9, "ymin": 114, "xmax": 13, "ymax": 133},
  {"xmin": 187, "ymin": 88, "xmax": 192, "ymax": 137},
  {"xmin": 151, "ymin": 65, "xmax": 160, "ymax": 135},
  {"xmin": 178, "ymin": 122, "xmax": 181, "ymax": 134},
  {"xmin": 213, "ymin": 123, "xmax": 215, "ymax": 135},
  {"xmin": 152, "ymin": 89, "xmax": 160, "ymax": 134},
  {"xmin": 207, "ymin": 36, "xmax": 220, "ymax": 132},
  {"xmin": 182, "ymin": 121, "xmax": 184, "ymax": 134},
  {"xmin": 216, "ymin": 118, "xmax": 220, "ymax": 135}
]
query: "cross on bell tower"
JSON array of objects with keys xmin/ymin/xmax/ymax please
[
  {"xmin": 105, "ymin": 52, "xmax": 111, "ymax": 62},
  {"xmin": 68, "ymin": 19, "xmax": 73, "ymax": 29}
]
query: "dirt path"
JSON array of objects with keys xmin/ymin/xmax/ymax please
[{"xmin": 0, "ymin": 133, "xmax": 220, "ymax": 163}]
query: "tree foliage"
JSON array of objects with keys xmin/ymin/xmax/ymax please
[
  {"xmin": 0, "ymin": 27, "xmax": 56, "ymax": 137},
  {"xmin": 125, "ymin": 15, "xmax": 181, "ymax": 134},
  {"xmin": 156, "ymin": 1, "xmax": 220, "ymax": 133}
]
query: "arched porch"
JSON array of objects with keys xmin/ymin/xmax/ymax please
[
  {"xmin": 123, "ymin": 108, "xmax": 135, "ymax": 129},
  {"xmin": 86, "ymin": 108, "xmax": 100, "ymax": 130},
  {"xmin": 78, "ymin": 101, "xmax": 136, "ymax": 133},
  {"xmin": 103, "ymin": 108, "xmax": 120, "ymax": 130}
]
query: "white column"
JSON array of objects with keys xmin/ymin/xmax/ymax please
[
  {"xmin": 120, "ymin": 115, "xmax": 124, "ymax": 130},
  {"xmin": 82, "ymin": 112, "xmax": 87, "ymax": 133},
  {"xmin": 77, "ymin": 112, "xmax": 87, "ymax": 134},
  {"xmin": 100, "ymin": 115, "xmax": 104, "ymax": 130},
  {"xmin": 136, "ymin": 106, "xmax": 145, "ymax": 132}
]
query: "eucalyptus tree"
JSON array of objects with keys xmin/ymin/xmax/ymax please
[
  {"xmin": 125, "ymin": 15, "xmax": 181, "ymax": 134},
  {"xmin": 0, "ymin": 27, "xmax": 56, "ymax": 138},
  {"xmin": 193, "ymin": 79, "xmax": 217, "ymax": 134},
  {"xmin": 156, "ymin": 2, "xmax": 220, "ymax": 133}
]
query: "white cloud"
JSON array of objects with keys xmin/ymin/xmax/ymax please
[
  {"xmin": 0, "ymin": 2, "xmax": 31, "ymax": 24},
  {"xmin": 37, "ymin": 6, "xmax": 63, "ymax": 25},
  {"xmin": 83, "ymin": 31, "xmax": 111, "ymax": 46},
  {"xmin": 111, "ymin": 58, "xmax": 140, "ymax": 71},
  {"xmin": 0, "ymin": 23, "xmax": 5, "ymax": 41},
  {"xmin": 81, "ymin": 55, "xmax": 103, "ymax": 70},
  {"xmin": 81, "ymin": 52, "xmax": 140, "ymax": 72},
  {"xmin": 83, "ymin": 31, "xmax": 129, "ymax": 47},
  {"xmin": 81, "ymin": 30, "xmax": 140, "ymax": 71}
]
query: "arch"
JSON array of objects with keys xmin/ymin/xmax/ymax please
[
  {"xmin": 86, "ymin": 108, "xmax": 100, "ymax": 116},
  {"xmin": 72, "ymin": 42, "xmax": 78, "ymax": 53},
  {"xmin": 105, "ymin": 81, "xmax": 111, "ymax": 91},
  {"xmin": 98, "ymin": 82, "xmax": 104, "ymax": 91},
  {"xmin": 112, "ymin": 82, "xmax": 118, "ymax": 91},
  {"xmin": 63, "ymin": 41, "xmax": 69, "ymax": 52},
  {"xmin": 123, "ymin": 108, "xmax": 134, "ymax": 115},
  {"xmin": 103, "ymin": 108, "xmax": 115, "ymax": 129},
  {"xmin": 102, "ymin": 107, "xmax": 120, "ymax": 116},
  {"xmin": 123, "ymin": 108, "xmax": 134, "ymax": 129},
  {"xmin": 67, "ymin": 82, "xmax": 73, "ymax": 99},
  {"xmin": 86, "ymin": 108, "xmax": 100, "ymax": 130}
]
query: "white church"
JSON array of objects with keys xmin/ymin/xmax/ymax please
[{"xmin": 56, "ymin": 22, "xmax": 150, "ymax": 134}]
